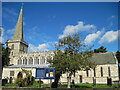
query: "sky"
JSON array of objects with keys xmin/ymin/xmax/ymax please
[{"xmin": 1, "ymin": 2, "xmax": 119, "ymax": 52}]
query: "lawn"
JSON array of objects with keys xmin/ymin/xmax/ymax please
[
  {"xmin": 4, "ymin": 82, "xmax": 120, "ymax": 88},
  {"xmin": 74, "ymin": 83, "xmax": 119, "ymax": 88}
]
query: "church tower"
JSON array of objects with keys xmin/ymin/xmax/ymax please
[{"xmin": 6, "ymin": 6, "xmax": 28, "ymax": 65}]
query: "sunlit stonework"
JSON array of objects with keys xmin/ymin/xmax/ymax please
[{"xmin": 2, "ymin": 7, "xmax": 119, "ymax": 84}]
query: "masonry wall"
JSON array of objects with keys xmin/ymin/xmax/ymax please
[
  {"xmin": 2, "ymin": 64, "xmax": 119, "ymax": 84},
  {"xmin": 60, "ymin": 64, "xmax": 119, "ymax": 84}
]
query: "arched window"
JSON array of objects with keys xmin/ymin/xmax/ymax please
[
  {"xmin": 108, "ymin": 67, "xmax": 111, "ymax": 77},
  {"xmin": 28, "ymin": 57, "xmax": 33, "ymax": 64},
  {"xmin": 94, "ymin": 67, "xmax": 96, "ymax": 77},
  {"xmin": 34, "ymin": 57, "xmax": 39, "ymax": 64},
  {"xmin": 46, "ymin": 56, "xmax": 51, "ymax": 64},
  {"xmin": 100, "ymin": 67, "xmax": 103, "ymax": 77},
  {"xmin": 18, "ymin": 58, "xmax": 22, "ymax": 65},
  {"xmin": 23, "ymin": 57, "xmax": 27, "ymax": 65},
  {"xmin": 41, "ymin": 56, "xmax": 45, "ymax": 64},
  {"xmin": 86, "ymin": 70, "xmax": 89, "ymax": 77}
]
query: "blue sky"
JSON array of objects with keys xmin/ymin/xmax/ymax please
[{"xmin": 1, "ymin": 2, "xmax": 119, "ymax": 52}]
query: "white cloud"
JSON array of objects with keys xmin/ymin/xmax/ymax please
[
  {"xmin": 99, "ymin": 30, "xmax": 118, "ymax": 44},
  {"xmin": 84, "ymin": 31, "xmax": 102, "ymax": 45},
  {"xmin": 109, "ymin": 15, "xmax": 115, "ymax": 20},
  {"xmin": 0, "ymin": 27, "xmax": 15, "ymax": 43},
  {"xmin": 28, "ymin": 43, "xmax": 49, "ymax": 52},
  {"xmin": 0, "ymin": 27, "xmax": 4, "ymax": 43},
  {"xmin": 59, "ymin": 21, "xmax": 96, "ymax": 39},
  {"xmin": 3, "ymin": 7, "xmax": 18, "ymax": 22},
  {"xmin": 6, "ymin": 28, "xmax": 15, "ymax": 35},
  {"xmin": 107, "ymin": 15, "xmax": 116, "ymax": 27}
]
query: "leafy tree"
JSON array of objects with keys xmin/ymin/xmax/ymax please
[
  {"xmin": 48, "ymin": 33, "xmax": 96, "ymax": 88},
  {"xmin": 1, "ymin": 44, "xmax": 8, "ymax": 67},
  {"xmin": 116, "ymin": 51, "xmax": 120, "ymax": 63},
  {"xmin": 94, "ymin": 46, "xmax": 107, "ymax": 53}
]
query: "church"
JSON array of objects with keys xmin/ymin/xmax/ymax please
[{"xmin": 2, "ymin": 7, "xmax": 119, "ymax": 84}]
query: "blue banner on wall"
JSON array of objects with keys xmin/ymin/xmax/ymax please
[{"xmin": 36, "ymin": 67, "xmax": 55, "ymax": 79}]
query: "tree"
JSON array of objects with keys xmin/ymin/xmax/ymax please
[
  {"xmin": 94, "ymin": 46, "xmax": 107, "ymax": 53},
  {"xmin": 116, "ymin": 51, "xmax": 120, "ymax": 63},
  {"xmin": 2, "ymin": 44, "xmax": 8, "ymax": 67},
  {"xmin": 48, "ymin": 33, "xmax": 96, "ymax": 88}
]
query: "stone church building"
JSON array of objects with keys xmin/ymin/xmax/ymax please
[{"xmin": 2, "ymin": 7, "xmax": 119, "ymax": 84}]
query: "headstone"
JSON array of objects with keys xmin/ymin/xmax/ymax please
[
  {"xmin": 107, "ymin": 77, "xmax": 112, "ymax": 86},
  {"xmin": 93, "ymin": 77, "xmax": 96, "ymax": 86}
]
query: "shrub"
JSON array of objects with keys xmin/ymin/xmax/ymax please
[{"xmin": 15, "ymin": 69, "xmax": 35, "ymax": 87}]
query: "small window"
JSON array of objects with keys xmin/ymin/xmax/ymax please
[
  {"xmin": 100, "ymin": 67, "xmax": 103, "ymax": 77},
  {"xmin": 10, "ymin": 71, "xmax": 14, "ymax": 76}
]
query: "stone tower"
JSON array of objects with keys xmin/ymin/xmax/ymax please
[{"xmin": 6, "ymin": 6, "xmax": 28, "ymax": 65}]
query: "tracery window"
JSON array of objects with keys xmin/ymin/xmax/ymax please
[
  {"xmin": 28, "ymin": 57, "xmax": 33, "ymax": 64},
  {"xmin": 41, "ymin": 56, "xmax": 45, "ymax": 64},
  {"xmin": 18, "ymin": 58, "xmax": 22, "ymax": 65},
  {"xmin": 23, "ymin": 57, "xmax": 27, "ymax": 65},
  {"xmin": 34, "ymin": 57, "xmax": 39, "ymax": 64}
]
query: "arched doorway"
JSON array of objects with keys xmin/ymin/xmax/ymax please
[{"xmin": 17, "ymin": 72, "xmax": 23, "ymax": 79}]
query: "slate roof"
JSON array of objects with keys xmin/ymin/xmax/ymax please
[
  {"xmin": 6, "ymin": 65, "xmax": 49, "ymax": 68},
  {"xmin": 91, "ymin": 53, "xmax": 117, "ymax": 65}
]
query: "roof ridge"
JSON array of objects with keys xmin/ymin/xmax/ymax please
[{"xmin": 94, "ymin": 52, "xmax": 113, "ymax": 54}]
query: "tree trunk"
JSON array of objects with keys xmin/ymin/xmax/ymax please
[
  {"xmin": 54, "ymin": 73, "xmax": 61, "ymax": 88},
  {"xmin": 67, "ymin": 76, "xmax": 71, "ymax": 88}
]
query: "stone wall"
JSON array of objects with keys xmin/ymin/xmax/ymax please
[{"xmin": 59, "ymin": 64, "xmax": 119, "ymax": 84}]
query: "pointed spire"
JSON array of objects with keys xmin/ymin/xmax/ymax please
[{"xmin": 13, "ymin": 5, "xmax": 24, "ymax": 41}]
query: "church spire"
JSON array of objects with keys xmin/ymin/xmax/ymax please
[{"xmin": 13, "ymin": 5, "xmax": 24, "ymax": 41}]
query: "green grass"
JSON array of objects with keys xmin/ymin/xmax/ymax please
[
  {"xmin": 24, "ymin": 82, "xmax": 50, "ymax": 88},
  {"xmin": 4, "ymin": 82, "xmax": 120, "ymax": 88},
  {"xmin": 75, "ymin": 83, "xmax": 119, "ymax": 88},
  {"xmin": 5, "ymin": 83, "xmax": 18, "ymax": 87}
]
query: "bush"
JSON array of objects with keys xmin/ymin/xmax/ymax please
[
  {"xmin": 15, "ymin": 78, "xmax": 24, "ymax": 87},
  {"xmin": 15, "ymin": 76, "xmax": 35, "ymax": 87},
  {"xmin": 15, "ymin": 69, "xmax": 35, "ymax": 87},
  {"xmin": 37, "ymin": 80, "xmax": 43, "ymax": 84}
]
